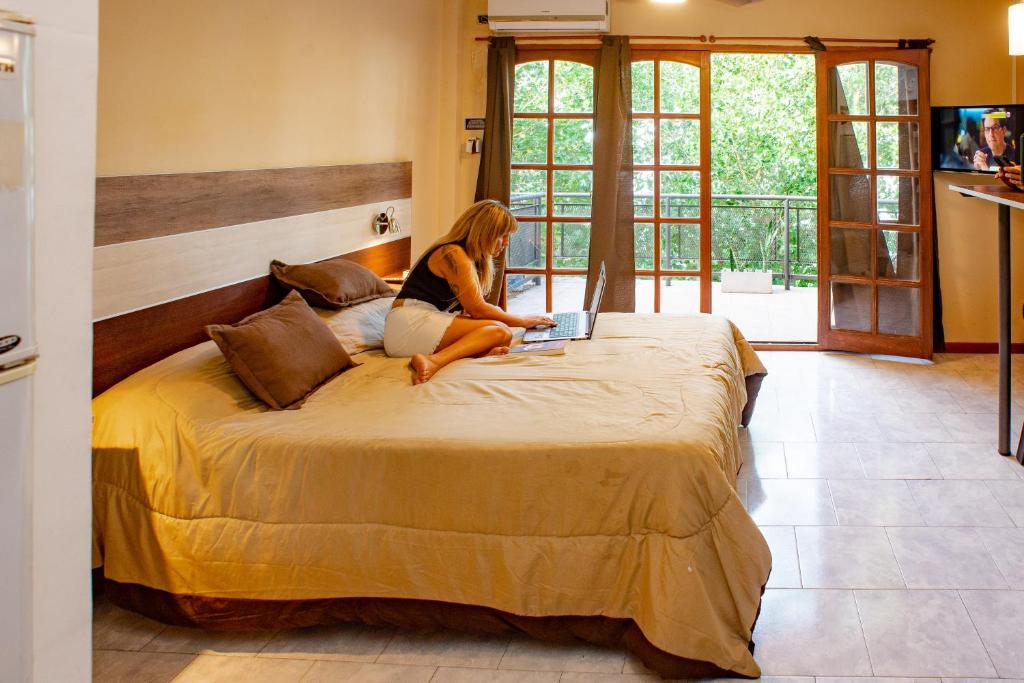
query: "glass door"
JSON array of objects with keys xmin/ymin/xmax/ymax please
[{"xmin": 817, "ymin": 49, "xmax": 933, "ymax": 357}]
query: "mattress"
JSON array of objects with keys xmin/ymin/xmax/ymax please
[{"xmin": 92, "ymin": 312, "xmax": 771, "ymax": 677}]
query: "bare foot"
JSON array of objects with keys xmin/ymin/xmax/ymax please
[
  {"xmin": 409, "ymin": 354, "xmax": 439, "ymax": 384},
  {"xmin": 484, "ymin": 346, "xmax": 510, "ymax": 357}
]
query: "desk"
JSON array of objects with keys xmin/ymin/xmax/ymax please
[{"xmin": 949, "ymin": 185, "xmax": 1024, "ymax": 465}]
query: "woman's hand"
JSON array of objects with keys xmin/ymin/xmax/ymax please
[
  {"xmin": 518, "ymin": 315, "xmax": 557, "ymax": 329},
  {"xmin": 997, "ymin": 165, "xmax": 1024, "ymax": 191}
]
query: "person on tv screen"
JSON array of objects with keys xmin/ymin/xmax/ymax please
[
  {"xmin": 974, "ymin": 108, "xmax": 1016, "ymax": 170},
  {"xmin": 997, "ymin": 164, "xmax": 1024, "ymax": 191}
]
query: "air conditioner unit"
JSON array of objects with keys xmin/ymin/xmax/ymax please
[{"xmin": 487, "ymin": 0, "xmax": 609, "ymax": 33}]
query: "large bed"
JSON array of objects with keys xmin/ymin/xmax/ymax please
[{"xmin": 92, "ymin": 308, "xmax": 771, "ymax": 678}]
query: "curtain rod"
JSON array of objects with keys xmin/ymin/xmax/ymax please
[{"xmin": 475, "ymin": 34, "xmax": 933, "ymax": 46}]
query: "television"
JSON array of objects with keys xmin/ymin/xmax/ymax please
[{"xmin": 932, "ymin": 105, "xmax": 1024, "ymax": 173}]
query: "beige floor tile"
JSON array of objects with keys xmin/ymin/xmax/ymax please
[
  {"xmin": 874, "ymin": 413, "xmax": 953, "ymax": 443},
  {"xmin": 498, "ymin": 638, "xmax": 624, "ymax": 674},
  {"xmin": 855, "ymin": 443, "xmax": 941, "ymax": 480},
  {"xmin": 926, "ymin": 443, "xmax": 1023, "ymax": 480},
  {"xmin": 92, "ymin": 650, "xmax": 194, "ymax": 682},
  {"xmin": 973, "ymin": 527, "xmax": 1024, "ymax": 588},
  {"xmin": 259, "ymin": 623, "xmax": 395, "ymax": 662},
  {"xmin": 855, "ymin": 590, "xmax": 996, "ymax": 678},
  {"xmin": 431, "ymin": 667, "xmax": 560, "ymax": 682},
  {"xmin": 744, "ymin": 410, "xmax": 817, "ymax": 442},
  {"xmin": 300, "ymin": 660, "xmax": 436, "ymax": 682},
  {"xmin": 892, "ymin": 388, "xmax": 964, "ymax": 414},
  {"xmin": 170, "ymin": 654, "xmax": 313, "ymax": 682},
  {"xmin": 746, "ymin": 479, "xmax": 837, "ymax": 526},
  {"xmin": 376, "ymin": 631, "xmax": 508, "ymax": 668},
  {"xmin": 558, "ymin": 673, "xmax": 661, "ymax": 682},
  {"xmin": 759, "ymin": 526, "xmax": 802, "ymax": 588},
  {"xmin": 795, "ymin": 526, "xmax": 904, "ymax": 589},
  {"xmin": 885, "ymin": 527, "xmax": 1007, "ymax": 589},
  {"xmin": 752, "ymin": 589, "xmax": 871, "ymax": 676},
  {"xmin": 937, "ymin": 413, "xmax": 1004, "ymax": 444},
  {"xmin": 142, "ymin": 626, "xmax": 275, "ymax": 656},
  {"xmin": 941, "ymin": 679, "xmax": 1024, "ymax": 683},
  {"xmin": 829, "ymin": 480, "xmax": 923, "ymax": 526},
  {"xmin": 819, "ymin": 678, "xmax": 938, "ymax": 683},
  {"xmin": 811, "ymin": 413, "xmax": 883, "ymax": 443},
  {"xmin": 92, "ymin": 599, "xmax": 166, "ymax": 652},
  {"xmin": 984, "ymin": 479, "xmax": 1024, "ymax": 525},
  {"xmin": 959, "ymin": 590, "xmax": 1024, "ymax": 678},
  {"xmin": 907, "ymin": 481, "xmax": 1014, "ymax": 527},
  {"xmin": 784, "ymin": 442, "xmax": 865, "ymax": 479},
  {"xmin": 738, "ymin": 441, "xmax": 788, "ymax": 479}
]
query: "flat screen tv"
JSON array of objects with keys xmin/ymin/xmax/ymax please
[{"xmin": 932, "ymin": 105, "xmax": 1024, "ymax": 173}]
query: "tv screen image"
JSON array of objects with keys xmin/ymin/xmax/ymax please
[{"xmin": 932, "ymin": 105, "xmax": 1023, "ymax": 173}]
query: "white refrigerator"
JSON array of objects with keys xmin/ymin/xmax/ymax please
[{"xmin": 0, "ymin": 12, "xmax": 35, "ymax": 679}]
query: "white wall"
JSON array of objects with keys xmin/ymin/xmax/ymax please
[{"xmin": 2, "ymin": 1, "xmax": 97, "ymax": 682}]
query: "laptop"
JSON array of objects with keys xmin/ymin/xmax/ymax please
[{"xmin": 523, "ymin": 261, "xmax": 606, "ymax": 342}]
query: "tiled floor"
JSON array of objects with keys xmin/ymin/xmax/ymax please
[{"xmin": 92, "ymin": 351, "xmax": 1024, "ymax": 682}]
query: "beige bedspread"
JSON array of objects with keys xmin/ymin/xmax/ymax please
[{"xmin": 92, "ymin": 313, "xmax": 771, "ymax": 676}]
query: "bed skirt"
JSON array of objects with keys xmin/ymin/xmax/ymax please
[{"xmin": 100, "ymin": 577, "xmax": 766, "ymax": 680}]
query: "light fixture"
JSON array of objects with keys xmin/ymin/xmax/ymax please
[
  {"xmin": 651, "ymin": 0, "xmax": 687, "ymax": 4},
  {"xmin": 1011, "ymin": 2, "xmax": 1024, "ymax": 55}
]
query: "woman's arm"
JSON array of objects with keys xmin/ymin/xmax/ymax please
[{"xmin": 429, "ymin": 245, "xmax": 554, "ymax": 329}]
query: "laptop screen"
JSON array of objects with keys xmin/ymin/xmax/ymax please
[{"xmin": 588, "ymin": 262, "xmax": 606, "ymax": 320}]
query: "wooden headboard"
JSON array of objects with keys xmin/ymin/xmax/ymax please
[{"xmin": 92, "ymin": 162, "xmax": 412, "ymax": 396}]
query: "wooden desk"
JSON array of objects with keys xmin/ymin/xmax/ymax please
[{"xmin": 949, "ymin": 184, "xmax": 1024, "ymax": 464}]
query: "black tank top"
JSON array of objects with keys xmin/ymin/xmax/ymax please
[{"xmin": 396, "ymin": 240, "xmax": 468, "ymax": 312}]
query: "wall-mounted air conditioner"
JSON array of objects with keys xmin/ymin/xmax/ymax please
[{"xmin": 487, "ymin": 0, "xmax": 609, "ymax": 33}]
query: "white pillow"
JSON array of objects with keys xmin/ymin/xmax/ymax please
[{"xmin": 318, "ymin": 297, "xmax": 393, "ymax": 355}]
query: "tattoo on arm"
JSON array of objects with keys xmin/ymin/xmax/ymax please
[{"xmin": 441, "ymin": 248, "xmax": 459, "ymax": 277}]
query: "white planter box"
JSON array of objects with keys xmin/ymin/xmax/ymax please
[{"xmin": 721, "ymin": 269, "xmax": 773, "ymax": 294}]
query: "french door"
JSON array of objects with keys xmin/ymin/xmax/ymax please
[{"xmin": 816, "ymin": 48, "xmax": 933, "ymax": 357}]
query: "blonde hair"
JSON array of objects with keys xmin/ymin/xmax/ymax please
[{"xmin": 423, "ymin": 199, "xmax": 518, "ymax": 297}]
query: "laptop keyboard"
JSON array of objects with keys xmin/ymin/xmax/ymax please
[{"xmin": 552, "ymin": 311, "xmax": 579, "ymax": 337}]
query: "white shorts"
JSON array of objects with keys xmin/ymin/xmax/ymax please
[{"xmin": 383, "ymin": 299, "xmax": 458, "ymax": 357}]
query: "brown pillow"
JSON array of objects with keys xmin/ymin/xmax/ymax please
[
  {"xmin": 206, "ymin": 291, "xmax": 355, "ymax": 410},
  {"xmin": 271, "ymin": 256, "xmax": 395, "ymax": 309}
]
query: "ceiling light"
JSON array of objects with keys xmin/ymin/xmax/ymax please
[
  {"xmin": 651, "ymin": 0, "xmax": 687, "ymax": 4},
  {"xmin": 1011, "ymin": 2, "xmax": 1024, "ymax": 55}
]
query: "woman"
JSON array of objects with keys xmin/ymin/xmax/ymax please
[{"xmin": 384, "ymin": 200, "xmax": 556, "ymax": 384}]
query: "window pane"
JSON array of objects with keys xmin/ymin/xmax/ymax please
[
  {"xmin": 660, "ymin": 61, "xmax": 700, "ymax": 114},
  {"xmin": 635, "ymin": 223, "xmax": 655, "ymax": 270},
  {"xmin": 877, "ymin": 230, "xmax": 919, "ymax": 281},
  {"xmin": 660, "ymin": 171, "xmax": 700, "ymax": 218},
  {"xmin": 508, "ymin": 221, "xmax": 546, "ymax": 268},
  {"xmin": 512, "ymin": 118, "xmax": 548, "ymax": 164},
  {"xmin": 634, "ymin": 171, "xmax": 655, "ymax": 217},
  {"xmin": 877, "ymin": 175, "xmax": 920, "ymax": 225},
  {"xmin": 635, "ymin": 275, "xmax": 655, "ymax": 313},
  {"xmin": 829, "ymin": 121, "xmax": 868, "ymax": 169},
  {"xmin": 514, "ymin": 61, "xmax": 548, "ymax": 113},
  {"xmin": 661, "ymin": 224, "xmax": 700, "ymax": 270},
  {"xmin": 553, "ymin": 170, "xmax": 592, "ymax": 217},
  {"xmin": 554, "ymin": 60, "xmax": 593, "ymax": 113},
  {"xmin": 875, "ymin": 61, "xmax": 918, "ymax": 116},
  {"xmin": 830, "ymin": 227, "xmax": 872, "ymax": 278},
  {"xmin": 829, "ymin": 62, "xmax": 868, "ymax": 116},
  {"xmin": 661, "ymin": 276, "xmax": 700, "ymax": 314},
  {"xmin": 553, "ymin": 118, "xmax": 593, "ymax": 165},
  {"xmin": 506, "ymin": 274, "xmax": 545, "ymax": 316},
  {"xmin": 660, "ymin": 119, "xmax": 700, "ymax": 166},
  {"xmin": 552, "ymin": 275, "xmax": 586, "ymax": 311},
  {"xmin": 511, "ymin": 170, "xmax": 547, "ymax": 217},
  {"xmin": 553, "ymin": 222, "xmax": 590, "ymax": 269},
  {"xmin": 829, "ymin": 174, "xmax": 872, "ymax": 224},
  {"xmin": 830, "ymin": 282, "xmax": 872, "ymax": 332},
  {"xmin": 876, "ymin": 122, "xmax": 919, "ymax": 170},
  {"xmin": 633, "ymin": 119, "xmax": 654, "ymax": 165},
  {"xmin": 878, "ymin": 285, "xmax": 920, "ymax": 336},
  {"xmin": 632, "ymin": 61, "xmax": 655, "ymax": 113}
]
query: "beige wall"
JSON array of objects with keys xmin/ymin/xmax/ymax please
[
  {"xmin": 454, "ymin": 0, "xmax": 1024, "ymax": 344},
  {"xmin": 98, "ymin": 0, "xmax": 451, "ymax": 257}
]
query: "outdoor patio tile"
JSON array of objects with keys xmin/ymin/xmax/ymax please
[
  {"xmin": 972, "ymin": 527, "xmax": 1024, "ymax": 588},
  {"xmin": 856, "ymin": 443, "xmax": 941, "ymax": 480},
  {"xmin": 746, "ymin": 479, "xmax": 837, "ymax": 526},
  {"xmin": 885, "ymin": 527, "xmax": 1007, "ymax": 589},
  {"xmin": 907, "ymin": 480, "xmax": 1014, "ymax": 527},
  {"xmin": 855, "ymin": 590, "xmax": 996, "ymax": 678},
  {"xmin": 795, "ymin": 526, "xmax": 903, "ymax": 588},
  {"xmin": 752, "ymin": 589, "xmax": 871, "ymax": 676},
  {"xmin": 925, "ymin": 443, "xmax": 1022, "ymax": 480},
  {"xmin": 829, "ymin": 480, "xmax": 923, "ymax": 526},
  {"xmin": 959, "ymin": 590, "xmax": 1024, "ymax": 678},
  {"xmin": 759, "ymin": 526, "xmax": 802, "ymax": 588},
  {"xmin": 874, "ymin": 413, "xmax": 952, "ymax": 443},
  {"xmin": 784, "ymin": 442, "xmax": 865, "ymax": 479},
  {"xmin": 984, "ymin": 479, "xmax": 1024, "ymax": 525}
]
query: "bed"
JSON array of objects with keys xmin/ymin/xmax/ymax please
[{"xmin": 92, "ymin": 309, "xmax": 771, "ymax": 678}]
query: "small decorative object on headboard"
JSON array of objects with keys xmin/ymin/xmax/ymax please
[{"xmin": 373, "ymin": 206, "xmax": 401, "ymax": 235}]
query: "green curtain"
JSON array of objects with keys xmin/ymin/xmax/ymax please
[
  {"xmin": 475, "ymin": 37, "xmax": 516, "ymax": 305},
  {"xmin": 586, "ymin": 35, "xmax": 635, "ymax": 312}
]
